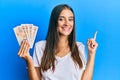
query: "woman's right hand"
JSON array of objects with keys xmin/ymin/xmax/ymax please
[{"xmin": 18, "ymin": 40, "xmax": 32, "ymax": 61}]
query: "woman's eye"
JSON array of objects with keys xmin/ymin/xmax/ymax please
[
  {"xmin": 58, "ymin": 18, "xmax": 63, "ymax": 21},
  {"xmin": 69, "ymin": 18, "xmax": 73, "ymax": 21}
]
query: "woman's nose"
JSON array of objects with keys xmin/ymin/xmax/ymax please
[{"xmin": 64, "ymin": 19, "xmax": 69, "ymax": 26}]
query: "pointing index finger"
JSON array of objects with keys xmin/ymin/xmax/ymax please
[{"xmin": 93, "ymin": 31, "xmax": 98, "ymax": 40}]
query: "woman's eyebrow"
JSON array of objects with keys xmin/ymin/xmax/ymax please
[
  {"xmin": 69, "ymin": 16, "xmax": 74, "ymax": 18},
  {"xmin": 58, "ymin": 16, "xmax": 65, "ymax": 18},
  {"xmin": 59, "ymin": 16, "xmax": 74, "ymax": 18}
]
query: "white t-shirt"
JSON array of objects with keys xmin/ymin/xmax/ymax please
[{"xmin": 33, "ymin": 40, "xmax": 86, "ymax": 80}]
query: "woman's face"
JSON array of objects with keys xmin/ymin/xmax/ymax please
[{"xmin": 57, "ymin": 9, "xmax": 74, "ymax": 36}]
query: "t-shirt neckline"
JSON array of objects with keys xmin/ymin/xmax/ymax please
[{"xmin": 55, "ymin": 52, "xmax": 71, "ymax": 60}]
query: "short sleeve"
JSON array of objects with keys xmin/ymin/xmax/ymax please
[
  {"xmin": 77, "ymin": 42, "xmax": 87, "ymax": 70},
  {"xmin": 33, "ymin": 41, "xmax": 46, "ymax": 67}
]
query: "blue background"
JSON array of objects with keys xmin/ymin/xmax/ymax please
[{"xmin": 0, "ymin": 0, "xmax": 120, "ymax": 80}]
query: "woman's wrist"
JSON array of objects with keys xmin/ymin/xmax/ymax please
[
  {"xmin": 25, "ymin": 56, "xmax": 34, "ymax": 70},
  {"xmin": 25, "ymin": 55, "xmax": 32, "ymax": 62}
]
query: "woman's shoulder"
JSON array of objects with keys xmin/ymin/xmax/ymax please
[
  {"xmin": 35, "ymin": 40, "xmax": 46, "ymax": 48},
  {"xmin": 76, "ymin": 41, "xmax": 86, "ymax": 52},
  {"xmin": 76, "ymin": 41, "xmax": 86, "ymax": 65},
  {"xmin": 76, "ymin": 41, "xmax": 85, "ymax": 47}
]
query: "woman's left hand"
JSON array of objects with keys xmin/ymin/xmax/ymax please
[{"xmin": 87, "ymin": 31, "xmax": 98, "ymax": 55}]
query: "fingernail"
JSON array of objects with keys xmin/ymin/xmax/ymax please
[{"xmin": 19, "ymin": 55, "xmax": 21, "ymax": 57}]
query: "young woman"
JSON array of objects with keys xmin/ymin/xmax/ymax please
[{"xmin": 18, "ymin": 4, "xmax": 98, "ymax": 80}]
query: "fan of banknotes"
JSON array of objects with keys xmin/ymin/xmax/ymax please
[{"xmin": 13, "ymin": 24, "xmax": 38, "ymax": 48}]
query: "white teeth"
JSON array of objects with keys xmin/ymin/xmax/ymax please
[{"xmin": 63, "ymin": 27, "xmax": 69, "ymax": 31}]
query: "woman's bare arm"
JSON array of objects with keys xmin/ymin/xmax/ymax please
[
  {"xmin": 81, "ymin": 53, "xmax": 96, "ymax": 80},
  {"xmin": 18, "ymin": 40, "xmax": 40, "ymax": 80},
  {"xmin": 81, "ymin": 32, "xmax": 98, "ymax": 80}
]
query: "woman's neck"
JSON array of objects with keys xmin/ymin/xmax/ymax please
[
  {"xmin": 55, "ymin": 36, "xmax": 70, "ymax": 57},
  {"xmin": 57, "ymin": 36, "xmax": 68, "ymax": 48}
]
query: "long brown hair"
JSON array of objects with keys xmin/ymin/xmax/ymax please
[{"xmin": 40, "ymin": 4, "xmax": 83, "ymax": 72}]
